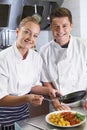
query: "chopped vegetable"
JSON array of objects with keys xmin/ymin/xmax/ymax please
[{"xmin": 76, "ymin": 113, "xmax": 85, "ymax": 121}]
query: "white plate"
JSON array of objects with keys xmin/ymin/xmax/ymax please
[{"xmin": 45, "ymin": 110, "xmax": 86, "ymax": 128}]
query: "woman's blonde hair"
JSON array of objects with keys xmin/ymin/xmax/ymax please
[{"xmin": 19, "ymin": 16, "xmax": 40, "ymax": 28}]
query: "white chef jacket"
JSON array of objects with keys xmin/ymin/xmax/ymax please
[
  {"xmin": 0, "ymin": 42, "xmax": 42, "ymax": 99},
  {"xmin": 0, "ymin": 42, "xmax": 43, "ymax": 125},
  {"xmin": 40, "ymin": 35, "xmax": 87, "ymax": 95}
]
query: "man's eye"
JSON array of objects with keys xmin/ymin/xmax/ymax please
[
  {"xmin": 53, "ymin": 25, "xmax": 59, "ymax": 29},
  {"xmin": 63, "ymin": 24, "xmax": 68, "ymax": 28},
  {"xmin": 34, "ymin": 35, "xmax": 38, "ymax": 38}
]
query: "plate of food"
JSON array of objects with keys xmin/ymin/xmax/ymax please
[{"xmin": 45, "ymin": 110, "xmax": 86, "ymax": 128}]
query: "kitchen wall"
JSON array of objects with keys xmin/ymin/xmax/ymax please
[
  {"xmin": 80, "ymin": 0, "xmax": 87, "ymax": 38},
  {"xmin": 37, "ymin": 30, "xmax": 54, "ymax": 51},
  {"xmin": 36, "ymin": 31, "xmax": 52, "ymax": 51}
]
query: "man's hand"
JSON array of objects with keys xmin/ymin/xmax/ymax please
[
  {"xmin": 48, "ymin": 87, "xmax": 61, "ymax": 98},
  {"xmin": 52, "ymin": 99, "xmax": 71, "ymax": 110}
]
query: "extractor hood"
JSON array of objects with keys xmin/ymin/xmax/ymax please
[{"xmin": 0, "ymin": 0, "xmax": 64, "ymax": 30}]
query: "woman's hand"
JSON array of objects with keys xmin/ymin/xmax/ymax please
[{"xmin": 28, "ymin": 94, "xmax": 44, "ymax": 106}]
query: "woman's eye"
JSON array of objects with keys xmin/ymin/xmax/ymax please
[{"xmin": 24, "ymin": 30, "xmax": 30, "ymax": 34}]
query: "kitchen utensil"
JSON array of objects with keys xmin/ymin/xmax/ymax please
[
  {"xmin": 32, "ymin": 4, "xmax": 42, "ymax": 23},
  {"xmin": 24, "ymin": 122, "xmax": 45, "ymax": 130},
  {"xmin": 44, "ymin": 90, "xmax": 86, "ymax": 104}
]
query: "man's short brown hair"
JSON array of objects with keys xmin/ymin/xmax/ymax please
[{"xmin": 50, "ymin": 7, "xmax": 72, "ymax": 24}]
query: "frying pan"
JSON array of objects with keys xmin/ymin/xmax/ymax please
[
  {"xmin": 58, "ymin": 90, "xmax": 86, "ymax": 103},
  {"xmin": 44, "ymin": 90, "xmax": 86, "ymax": 104}
]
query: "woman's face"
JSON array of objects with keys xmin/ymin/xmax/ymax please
[
  {"xmin": 16, "ymin": 21, "xmax": 40, "ymax": 50},
  {"xmin": 51, "ymin": 17, "xmax": 73, "ymax": 46}
]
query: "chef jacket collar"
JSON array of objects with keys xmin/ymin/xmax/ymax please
[
  {"xmin": 13, "ymin": 42, "xmax": 23, "ymax": 60},
  {"xmin": 53, "ymin": 35, "xmax": 72, "ymax": 49},
  {"xmin": 13, "ymin": 42, "xmax": 30, "ymax": 60}
]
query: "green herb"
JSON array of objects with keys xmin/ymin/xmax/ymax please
[{"xmin": 76, "ymin": 113, "xmax": 85, "ymax": 121}]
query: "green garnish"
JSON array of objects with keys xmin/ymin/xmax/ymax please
[{"xmin": 76, "ymin": 113, "xmax": 85, "ymax": 121}]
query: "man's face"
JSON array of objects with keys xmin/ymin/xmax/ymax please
[
  {"xmin": 51, "ymin": 17, "xmax": 73, "ymax": 46},
  {"xmin": 16, "ymin": 21, "xmax": 40, "ymax": 50}
]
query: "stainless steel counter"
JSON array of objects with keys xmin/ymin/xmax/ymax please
[{"xmin": 18, "ymin": 107, "xmax": 87, "ymax": 130}]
